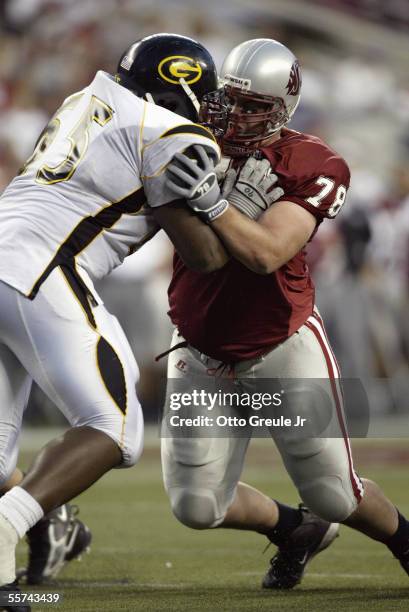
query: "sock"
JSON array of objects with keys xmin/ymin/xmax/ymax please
[
  {"xmin": 385, "ymin": 510, "xmax": 409, "ymax": 558},
  {"xmin": 0, "ymin": 486, "xmax": 44, "ymax": 538},
  {"xmin": 265, "ymin": 501, "xmax": 303, "ymax": 546},
  {"xmin": 0, "ymin": 514, "xmax": 18, "ymax": 584}
]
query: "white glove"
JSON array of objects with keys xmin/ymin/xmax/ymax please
[
  {"xmin": 222, "ymin": 157, "xmax": 284, "ymax": 220},
  {"xmin": 165, "ymin": 145, "xmax": 229, "ymax": 223}
]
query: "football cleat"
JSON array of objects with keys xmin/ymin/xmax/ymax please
[
  {"xmin": 395, "ymin": 548, "xmax": 409, "ymax": 577},
  {"xmin": 18, "ymin": 504, "xmax": 91, "ymax": 585},
  {"xmin": 262, "ymin": 505, "xmax": 339, "ymax": 589},
  {"xmin": 0, "ymin": 582, "xmax": 31, "ymax": 612}
]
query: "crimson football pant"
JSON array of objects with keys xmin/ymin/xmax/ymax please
[
  {"xmin": 161, "ymin": 313, "xmax": 364, "ymax": 528},
  {"xmin": 0, "ymin": 265, "xmax": 144, "ymax": 485}
]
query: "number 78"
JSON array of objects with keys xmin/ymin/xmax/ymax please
[{"xmin": 306, "ymin": 176, "xmax": 347, "ymax": 218}]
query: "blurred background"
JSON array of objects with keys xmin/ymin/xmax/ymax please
[{"xmin": 1, "ymin": 0, "xmax": 409, "ymax": 425}]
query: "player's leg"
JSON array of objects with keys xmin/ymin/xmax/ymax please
[
  {"xmin": 163, "ymin": 332, "xmax": 310, "ymax": 543},
  {"xmin": 162, "ymin": 332, "xmax": 252, "ymax": 529},
  {"xmin": 0, "ymin": 342, "xmax": 32, "ymax": 603},
  {"xmin": 205, "ymin": 340, "xmax": 338, "ymax": 589},
  {"xmin": 0, "ymin": 468, "xmax": 91, "ymax": 585},
  {"xmin": 162, "ymin": 433, "xmax": 251, "ymax": 530},
  {"xmin": 163, "ymin": 332, "xmax": 337, "ymax": 592},
  {"xmin": 162, "ymin": 331, "xmax": 338, "ymax": 591},
  {"xmin": 293, "ymin": 313, "xmax": 398, "ymax": 531},
  {"xmin": 303, "ymin": 315, "xmax": 408, "ymax": 564},
  {"xmin": 211, "ymin": 317, "xmax": 353, "ymax": 589},
  {"xmin": 0, "ymin": 268, "xmax": 143, "ymax": 585},
  {"xmin": 20, "ymin": 427, "xmax": 122, "ymax": 511},
  {"xmin": 0, "ymin": 385, "xmax": 91, "ymax": 587},
  {"xmin": 270, "ymin": 312, "xmax": 406, "ymax": 579},
  {"xmin": 215, "ymin": 482, "xmax": 279, "ymax": 531},
  {"xmin": 20, "ymin": 267, "xmax": 142, "ymax": 506}
]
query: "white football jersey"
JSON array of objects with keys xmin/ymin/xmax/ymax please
[{"xmin": 0, "ymin": 71, "xmax": 220, "ymax": 298}]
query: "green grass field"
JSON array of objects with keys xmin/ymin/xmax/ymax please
[{"xmin": 16, "ymin": 434, "xmax": 409, "ymax": 611}]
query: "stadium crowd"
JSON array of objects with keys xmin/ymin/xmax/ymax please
[{"xmin": 1, "ymin": 0, "xmax": 408, "ymax": 420}]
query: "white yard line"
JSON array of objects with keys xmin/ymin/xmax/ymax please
[
  {"xmin": 54, "ymin": 581, "xmax": 190, "ymax": 589},
  {"xmin": 235, "ymin": 571, "xmax": 386, "ymax": 579}
]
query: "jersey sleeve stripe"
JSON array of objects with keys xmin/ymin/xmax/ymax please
[
  {"xmin": 28, "ymin": 186, "xmax": 146, "ymax": 299},
  {"xmin": 160, "ymin": 124, "xmax": 216, "ymax": 142}
]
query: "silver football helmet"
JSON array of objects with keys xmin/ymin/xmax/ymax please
[{"xmin": 201, "ymin": 39, "xmax": 302, "ymax": 156}]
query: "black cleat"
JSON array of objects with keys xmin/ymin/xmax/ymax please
[
  {"xmin": 0, "ymin": 582, "xmax": 31, "ymax": 612},
  {"xmin": 262, "ymin": 505, "xmax": 339, "ymax": 590},
  {"xmin": 395, "ymin": 548, "xmax": 409, "ymax": 577},
  {"xmin": 18, "ymin": 503, "xmax": 91, "ymax": 585}
]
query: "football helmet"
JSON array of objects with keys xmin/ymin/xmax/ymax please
[
  {"xmin": 116, "ymin": 33, "xmax": 218, "ymax": 122},
  {"xmin": 201, "ymin": 39, "xmax": 302, "ymax": 156}
]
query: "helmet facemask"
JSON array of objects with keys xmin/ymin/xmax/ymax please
[
  {"xmin": 199, "ymin": 89, "xmax": 227, "ymax": 139},
  {"xmin": 201, "ymin": 85, "xmax": 290, "ymax": 156}
]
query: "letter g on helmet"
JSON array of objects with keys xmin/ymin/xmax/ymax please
[{"xmin": 116, "ymin": 33, "xmax": 217, "ymax": 122}]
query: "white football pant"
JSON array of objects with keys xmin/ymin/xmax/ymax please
[
  {"xmin": 162, "ymin": 312, "xmax": 363, "ymax": 528},
  {"xmin": 0, "ymin": 265, "xmax": 143, "ymax": 485}
]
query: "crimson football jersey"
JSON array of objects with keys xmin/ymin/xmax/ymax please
[{"xmin": 168, "ymin": 128, "xmax": 350, "ymax": 362}]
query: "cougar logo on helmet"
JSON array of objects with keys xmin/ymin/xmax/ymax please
[
  {"xmin": 286, "ymin": 60, "xmax": 301, "ymax": 96},
  {"xmin": 159, "ymin": 56, "xmax": 202, "ymax": 85}
]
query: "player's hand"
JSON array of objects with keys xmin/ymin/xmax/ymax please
[
  {"xmin": 224, "ymin": 158, "xmax": 284, "ymax": 220},
  {"xmin": 165, "ymin": 145, "xmax": 229, "ymax": 223}
]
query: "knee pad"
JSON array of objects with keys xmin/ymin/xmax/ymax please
[
  {"xmin": 281, "ymin": 437, "xmax": 328, "ymax": 459},
  {"xmin": 298, "ymin": 475, "xmax": 359, "ymax": 522},
  {"xmin": 169, "ymin": 487, "xmax": 226, "ymax": 530}
]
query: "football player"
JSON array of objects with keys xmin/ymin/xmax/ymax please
[
  {"xmin": 0, "ymin": 32, "xmax": 259, "ymax": 611},
  {"xmin": 163, "ymin": 38, "xmax": 409, "ymax": 589}
]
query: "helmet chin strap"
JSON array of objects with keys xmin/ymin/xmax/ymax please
[
  {"xmin": 144, "ymin": 92, "xmax": 155, "ymax": 104},
  {"xmin": 179, "ymin": 77, "xmax": 200, "ymax": 115},
  {"xmin": 144, "ymin": 80, "xmax": 200, "ymax": 117}
]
